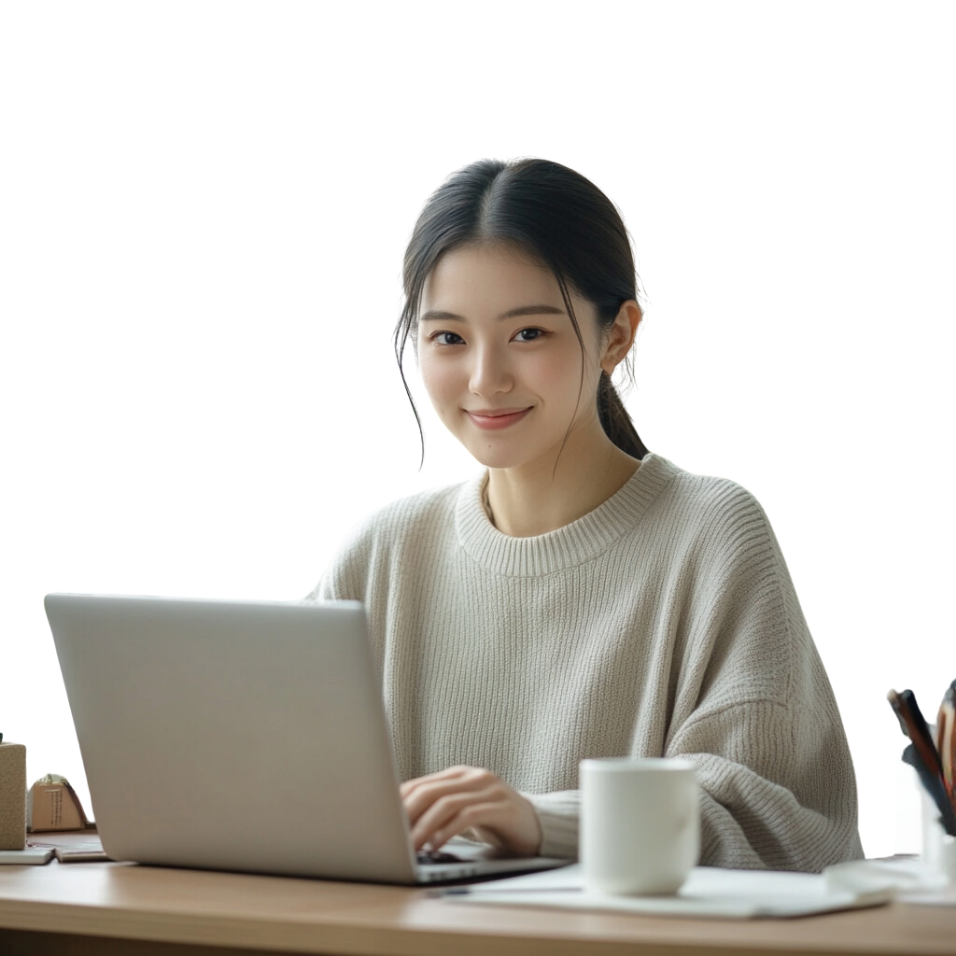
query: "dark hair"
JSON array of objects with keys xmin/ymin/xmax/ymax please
[{"xmin": 394, "ymin": 158, "xmax": 648, "ymax": 462}]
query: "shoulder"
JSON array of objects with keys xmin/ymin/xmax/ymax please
[
  {"xmin": 636, "ymin": 455, "xmax": 792, "ymax": 606},
  {"xmin": 307, "ymin": 478, "xmax": 475, "ymax": 601},
  {"xmin": 646, "ymin": 458, "xmax": 811, "ymax": 706},
  {"xmin": 310, "ymin": 476, "xmax": 477, "ymax": 576},
  {"xmin": 343, "ymin": 479, "xmax": 469, "ymax": 548},
  {"xmin": 642, "ymin": 454, "xmax": 773, "ymax": 545}
]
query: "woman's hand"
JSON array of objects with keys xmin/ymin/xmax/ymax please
[{"xmin": 400, "ymin": 766, "xmax": 542, "ymax": 857}]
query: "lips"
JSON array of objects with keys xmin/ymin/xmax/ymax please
[
  {"xmin": 465, "ymin": 407, "xmax": 532, "ymax": 430},
  {"xmin": 468, "ymin": 408, "xmax": 528, "ymax": 418}
]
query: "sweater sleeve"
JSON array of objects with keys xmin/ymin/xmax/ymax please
[
  {"xmin": 527, "ymin": 680, "xmax": 863, "ymax": 869},
  {"xmin": 525, "ymin": 718, "xmax": 863, "ymax": 869},
  {"xmin": 521, "ymin": 791, "xmax": 580, "ymax": 860},
  {"xmin": 661, "ymin": 488, "xmax": 863, "ymax": 871}
]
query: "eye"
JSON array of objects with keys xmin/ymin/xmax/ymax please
[
  {"xmin": 432, "ymin": 331, "xmax": 465, "ymax": 346},
  {"xmin": 513, "ymin": 327, "xmax": 545, "ymax": 343}
]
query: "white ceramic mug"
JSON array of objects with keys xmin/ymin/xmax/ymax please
[{"xmin": 580, "ymin": 757, "xmax": 699, "ymax": 895}]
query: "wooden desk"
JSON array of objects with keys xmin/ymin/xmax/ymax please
[{"xmin": 1, "ymin": 857, "xmax": 954, "ymax": 956}]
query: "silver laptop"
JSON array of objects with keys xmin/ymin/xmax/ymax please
[{"xmin": 45, "ymin": 594, "xmax": 568, "ymax": 884}]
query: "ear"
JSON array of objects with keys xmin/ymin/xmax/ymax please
[{"xmin": 600, "ymin": 300, "xmax": 642, "ymax": 375}]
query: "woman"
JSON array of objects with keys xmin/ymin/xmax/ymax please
[{"xmin": 310, "ymin": 158, "xmax": 864, "ymax": 871}]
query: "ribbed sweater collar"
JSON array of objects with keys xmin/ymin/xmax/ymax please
[{"xmin": 455, "ymin": 452, "xmax": 678, "ymax": 577}]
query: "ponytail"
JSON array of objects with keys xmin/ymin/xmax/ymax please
[{"xmin": 597, "ymin": 373, "xmax": 648, "ymax": 460}]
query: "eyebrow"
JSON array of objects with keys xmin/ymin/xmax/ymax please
[{"xmin": 419, "ymin": 304, "xmax": 566, "ymax": 323}]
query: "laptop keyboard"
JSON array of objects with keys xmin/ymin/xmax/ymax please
[{"xmin": 416, "ymin": 850, "xmax": 463, "ymax": 865}]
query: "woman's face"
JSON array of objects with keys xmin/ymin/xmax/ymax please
[{"xmin": 418, "ymin": 243, "xmax": 609, "ymax": 472}]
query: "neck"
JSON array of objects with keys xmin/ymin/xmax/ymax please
[{"xmin": 484, "ymin": 422, "xmax": 640, "ymax": 537}]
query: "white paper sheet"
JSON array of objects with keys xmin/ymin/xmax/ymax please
[{"xmin": 441, "ymin": 863, "xmax": 893, "ymax": 919}]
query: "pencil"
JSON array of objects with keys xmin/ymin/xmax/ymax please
[{"xmin": 937, "ymin": 685, "xmax": 956, "ymax": 803}]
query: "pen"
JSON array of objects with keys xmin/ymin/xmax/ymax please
[
  {"xmin": 900, "ymin": 687, "xmax": 943, "ymax": 779},
  {"xmin": 888, "ymin": 689, "xmax": 944, "ymax": 779},
  {"xmin": 431, "ymin": 886, "xmax": 580, "ymax": 897},
  {"xmin": 886, "ymin": 687, "xmax": 910, "ymax": 740},
  {"xmin": 937, "ymin": 683, "xmax": 956, "ymax": 802},
  {"xmin": 886, "ymin": 687, "xmax": 942, "ymax": 778}
]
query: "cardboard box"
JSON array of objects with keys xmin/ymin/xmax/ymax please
[{"xmin": 0, "ymin": 742, "xmax": 27, "ymax": 850}]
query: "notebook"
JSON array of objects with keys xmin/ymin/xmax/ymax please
[{"xmin": 44, "ymin": 594, "xmax": 567, "ymax": 884}]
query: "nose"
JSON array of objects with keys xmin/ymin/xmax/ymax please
[{"xmin": 469, "ymin": 342, "xmax": 513, "ymax": 397}]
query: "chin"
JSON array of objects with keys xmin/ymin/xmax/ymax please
[{"xmin": 463, "ymin": 443, "xmax": 538, "ymax": 471}]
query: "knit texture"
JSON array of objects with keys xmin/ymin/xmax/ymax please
[{"xmin": 308, "ymin": 453, "xmax": 864, "ymax": 871}]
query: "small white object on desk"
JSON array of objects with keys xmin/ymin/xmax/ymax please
[{"xmin": 0, "ymin": 844, "xmax": 55, "ymax": 865}]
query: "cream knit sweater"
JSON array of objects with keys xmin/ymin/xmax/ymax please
[{"xmin": 310, "ymin": 453, "xmax": 864, "ymax": 871}]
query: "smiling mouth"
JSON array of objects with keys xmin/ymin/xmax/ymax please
[
  {"xmin": 465, "ymin": 408, "xmax": 528, "ymax": 418},
  {"xmin": 465, "ymin": 408, "xmax": 532, "ymax": 430}
]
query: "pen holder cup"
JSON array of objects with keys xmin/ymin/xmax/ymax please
[
  {"xmin": 938, "ymin": 835, "xmax": 956, "ymax": 884},
  {"xmin": 920, "ymin": 787, "xmax": 956, "ymax": 884}
]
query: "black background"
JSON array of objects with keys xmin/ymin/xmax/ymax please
[{"xmin": 26, "ymin": 148, "xmax": 936, "ymax": 855}]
